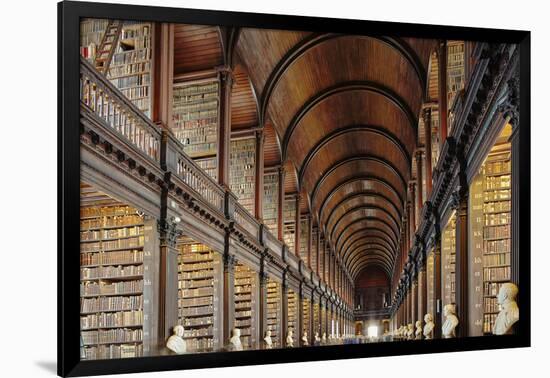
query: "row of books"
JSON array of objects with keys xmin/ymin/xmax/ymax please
[
  {"xmin": 81, "ymin": 295, "xmax": 143, "ymax": 313},
  {"xmin": 80, "ymin": 226, "xmax": 144, "ymax": 241},
  {"xmin": 81, "ymin": 205, "xmax": 139, "ymax": 218},
  {"xmin": 483, "ymin": 201, "xmax": 511, "ymax": 213},
  {"xmin": 263, "ymin": 172, "xmax": 279, "ymax": 233},
  {"xmin": 81, "ymin": 265, "xmax": 144, "ymax": 279},
  {"xmin": 484, "ymin": 212, "xmax": 511, "ymax": 226},
  {"xmin": 178, "ymin": 269, "xmax": 214, "ymax": 280},
  {"xmin": 109, "ymin": 74, "xmax": 150, "ymax": 90},
  {"xmin": 178, "ymin": 278, "xmax": 213, "ymax": 289},
  {"xmin": 182, "ymin": 316, "xmax": 213, "ymax": 327},
  {"xmin": 483, "ymin": 314, "xmax": 498, "ymax": 334},
  {"xmin": 483, "ymin": 225, "xmax": 510, "ymax": 239},
  {"xmin": 179, "ymin": 261, "xmax": 216, "ymax": 272},
  {"xmin": 183, "ymin": 326, "xmax": 213, "ymax": 338},
  {"xmin": 483, "ymin": 253, "xmax": 510, "ymax": 267},
  {"xmin": 174, "ymin": 99, "xmax": 218, "ymax": 114},
  {"xmin": 178, "ymin": 296, "xmax": 213, "ymax": 308},
  {"xmin": 173, "ymin": 82, "xmax": 219, "ymax": 97},
  {"xmin": 81, "ymin": 310, "xmax": 143, "ymax": 330},
  {"xmin": 230, "ymin": 138, "xmax": 256, "ymax": 214},
  {"xmin": 484, "ymin": 175, "xmax": 511, "ymax": 190},
  {"xmin": 484, "ymin": 282, "xmax": 506, "ymax": 297},
  {"xmin": 484, "ymin": 190, "xmax": 511, "ymax": 202},
  {"xmin": 484, "ymin": 159, "xmax": 511, "ymax": 175},
  {"xmin": 483, "ymin": 266, "xmax": 511, "ymax": 281},
  {"xmin": 195, "ymin": 157, "xmax": 218, "ymax": 181},
  {"xmin": 179, "ymin": 304, "xmax": 215, "ymax": 318},
  {"xmin": 83, "ymin": 344, "xmax": 143, "ymax": 360},
  {"xmin": 81, "ymin": 280, "xmax": 143, "ymax": 296},
  {"xmin": 484, "ymin": 297, "xmax": 501, "ymax": 313},
  {"xmin": 80, "ymin": 250, "xmax": 143, "ymax": 266},
  {"xmin": 109, "ymin": 48, "xmax": 150, "ymax": 66},
  {"xmin": 80, "ymin": 236, "xmax": 144, "ymax": 252},
  {"xmin": 82, "ymin": 328, "xmax": 143, "ymax": 345},
  {"xmin": 179, "ymin": 287, "xmax": 214, "ymax": 298}
]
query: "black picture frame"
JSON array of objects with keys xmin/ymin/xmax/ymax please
[{"xmin": 58, "ymin": 1, "xmax": 531, "ymax": 376}]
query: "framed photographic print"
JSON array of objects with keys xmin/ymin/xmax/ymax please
[{"xmin": 58, "ymin": 0, "xmax": 531, "ymax": 376}]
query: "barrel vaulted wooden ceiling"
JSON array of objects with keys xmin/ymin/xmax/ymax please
[{"xmin": 173, "ymin": 24, "xmax": 437, "ymax": 284}]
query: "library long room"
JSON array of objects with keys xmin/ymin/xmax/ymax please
[{"xmin": 79, "ymin": 19, "xmax": 521, "ymax": 359}]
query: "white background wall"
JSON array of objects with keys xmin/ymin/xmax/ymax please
[{"xmin": 0, "ymin": 0, "xmax": 547, "ymax": 376}]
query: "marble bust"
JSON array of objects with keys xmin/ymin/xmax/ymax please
[
  {"xmin": 286, "ymin": 328, "xmax": 294, "ymax": 347},
  {"xmin": 493, "ymin": 282, "xmax": 519, "ymax": 335},
  {"xmin": 264, "ymin": 329, "xmax": 273, "ymax": 349},
  {"xmin": 229, "ymin": 328, "xmax": 243, "ymax": 351},
  {"xmin": 314, "ymin": 332, "xmax": 321, "ymax": 345},
  {"xmin": 423, "ymin": 313, "xmax": 434, "ymax": 339},
  {"xmin": 406, "ymin": 323, "xmax": 414, "ymax": 340},
  {"xmin": 301, "ymin": 331, "xmax": 309, "ymax": 346},
  {"xmin": 442, "ymin": 304, "xmax": 459, "ymax": 338},
  {"xmin": 415, "ymin": 320, "xmax": 423, "ymax": 340},
  {"xmin": 166, "ymin": 325, "xmax": 187, "ymax": 354},
  {"xmin": 321, "ymin": 332, "xmax": 327, "ymax": 344}
]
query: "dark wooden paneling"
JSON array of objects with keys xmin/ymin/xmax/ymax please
[{"xmin": 173, "ymin": 24, "xmax": 223, "ymax": 74}]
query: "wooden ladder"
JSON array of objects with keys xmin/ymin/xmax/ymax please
[{"xmin": 94, "ymin": 20, "xmax": 123, "ymax": 75}]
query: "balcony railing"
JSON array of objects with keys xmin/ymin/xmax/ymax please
[
  {"xmin": 79, "ymin": 57, "xmax": 161, "ymax": 162},
  {"xmin": 234, "ymin": 202, "xmax": 260, "ymax": 239}
]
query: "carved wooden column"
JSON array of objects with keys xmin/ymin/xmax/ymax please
[
  {"xmin": 418, "ymin": 252, "xmax": 427, "ymax": 324},
  {"xmin": 432, "ymin": 234, "xmax": 442, "ymax": 339},
  {"xmin": 316, "ymin": 228, "xmax": 321, "ymax": 275},
  {"xmin": 223, "ymin": 250, "xmax": 236, "ymax": 345},
  {"xmin": 281, "ymin": 271, "xmax": 289, "ymax": 343},
  {"xmin": 294, "ymin": 194, "xmax": 301, "ymax": 257},
  {"xmin": 453, "ymin": 188, "xmax": 469, "ymax": 337},
  {"xmin": 423, "ymin": 108, "xmax": 433, "ymax": 197},
  {"xmin": 157, "ymin": 219, "xmax": 180, "ymax": 346},
  {"xmin": 277, "ymin": 166, "xmax": 285, "ymax": 241},
  {"xmin": 217, "ymin": 67, "xmax": 233, "ymax": 187},
  {"xmin": 254, "ymin": 129, "xmax": 265, "ymax": 220},
  {"xmin": 152, "ymin": 22, "xmax": 174, "ymax": 128},
  {"xmin": 438, "ymin": 40, "xmax": 448, "ymax": 148},
  {"xmin": 411, "ymin": 274, "xmax": 418, "ymax": 327},
  {"xmin": 259, "ymin": 258, "xmax": 268, "ymax": 342}
]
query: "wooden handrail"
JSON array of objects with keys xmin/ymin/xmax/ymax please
[{"xmin": 80, "ymin": 57, "xmax": 161, "ymax": 162}]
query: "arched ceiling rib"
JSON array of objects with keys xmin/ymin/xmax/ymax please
[{"xmin": 234, "ymin": 28, "xmax": 435, "ymax": 280}]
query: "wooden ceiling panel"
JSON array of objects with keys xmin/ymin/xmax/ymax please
[
  {"xmin": 263, "ymin": 121, "xmax": 281, "ymax": 167},
  {"xmin": 235, "ymin": 29, "xmax": 311, "ymax": 99},
  {"xmin": 313, "ymin": 160, "xmax": 405, "ymax": 222},
  {"xmin": 283, "ymin": 159, "xmax": 298, "ymax": 194},
  {"xmin": 401, "ymin": 37, "xmax": 438, "ymax": 71},
  {"xmin": 173, "ymin": 24, "xmax": 223, "ymax": 74},
  {"xmin": 267, "ymin": 36, "xmax": 423, "ymax": 139},
  {"xmin": 330, "ymin": 207, "xmax": 398, "ymax": 245},
  {"xmin": 231, "ymin": 65, "xmax": 259, "ymax": 129},
  {"xmin": 301, "ymin": 133, "xmax": 410, "ymax": 200},
  {"xmin": 287, "ymin": 90, "xmax": 415, "ymax": 167}
]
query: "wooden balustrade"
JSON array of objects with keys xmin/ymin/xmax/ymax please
[
  {"xmin": 234, "ymin": 202, "xmax": 260, "ymax": 239},
  {"xmin": 79, "ymin": 57, "xmax": 161, "ymax": 162},
  {"xmin": 175, "ymin": 153, "xmax": 225, "ymax": 214}
]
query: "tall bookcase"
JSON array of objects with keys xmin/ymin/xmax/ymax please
[
  {"xmin": 263, "ymin": 171, "xmax": 279, "ymax": 234},
  {"xmin": 266, "ymin": 279, "xmax": 282, "ymax": 347},
  {"xmin": 287, "ymin": 289, "xmax": 298, "ymax": 344},
  {"xmin": 106, "ymin": 22, "xmax": 152, "ymax": 118},
  {"xmin": 430, "ymin": 108, "xmax": 440, "ymax": 171},
  {"xmin": 299, "ymin": 218, "xmax": 308, "ymax": 263},
  {"xmin": 172, "ymin": 80, "xmax": 220, "ymax": 181},
  {"xmin": 230, "ymin": 137, "xmax": 256, "ymax": 214},
  {"xmin": 442, "ymin": 214, "xmax": 456, "ymax": 308},
  {"xmin": 313, "ymin": 301, "xmax": 320, "ymax": 336},
  {"xmin": 321, "ymin": 305, "xmax": 327, "ymax": 336},
  {"xmin": 426, "ymin": 248, "xmax": 435, "ymax": 318},
  {"xmin": 283, "ymin": 197, "xmax": 296, "ymax": 251},
  {"xmin": 80, "ymin": 19, "xmax": 109, "ymax": 61},
  {"xmin": 177, "ymin": 238, "xmax": 222, "ymax": 352},
  {"xmin": 447, "ymin": 41, "xmax": 465, "ymax": 109},
  {"xmin": 311, "ymin": 228, "xmax": 318, "ymax": 274},
  {"xmin": 469, "ymin": 129, "xmax": 512, "ymax": 335},
  {"xmin": 234, "ymin": 263, "xmax": 258, "ymax": 349},
  {"xmin": 80, "ymin": 204, "xmax": 146, "ymax": 360},
  {"xmin": 302, "ymin": 298, "xmax": 310, "ymax": 342}
]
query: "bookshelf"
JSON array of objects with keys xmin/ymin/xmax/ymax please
[
  {"xmin": 299, "ymin": 218, "xmax": 308, "ymax": 263},
  {"xmin": 311, "ymin": 228, "xmax": 318, "ymax": 273},
  {"xmin": 80, "ymin": 204, "xmax": 145, "ymax": 360},
  {"xmin": 230, "ymin": 138, "xmax": 256, "ymax": 214},
  {"xmin": 287, "ymin": 289, "xmax": 298, "ymax": 344},
  {"xmin": 266, "ymin": 279, "xmax": 282, "ymax": 347},
  {"xmin": 426, "ymin": 248, "xmax": 435, "ymax": 318},
  {"xmin": 447, "ymin": 41, "xmax": 465, "ymax": 113},
  {"xmin": 263, "ymin": 171, "xmax": 279, "ymax": 234},
  {"xmin": 442, "ymin": 214, "xmax": 456, "ymax": 308},
  {"xmin": 106, "ymin": 22, "xmax": 152, "ymax": 118},
  {"xmin": 302, "ymin": 299, "xmax": 310, "ymax": 342},
  {"xmin": 80, "ymin": 19, "xmax": 109, "ymax": 62},
  {"xmin": 283, "ymin": 197, "xmax": 296, "ymax": 251},
  {"xmin": 430, "ymin": 108, "xmax": 440, "ymax": 170},
  {"xmin": 313, "ymin": 301, "xmax": 320, "ymax": 336},
  {"xmin": 177, "ymin": 238, "xmax": 222, "ymax": 352},
  {"xmin": 319, "ymin": 238, "xmax": 324, "ymax": 280},
  {"xmin": 321, "ymin": 304, "xmax": 327, "ymax": 337},
  {"xmin": 234, "ymin": 263, "xmax": 258, "ymax": 349},
  {"xmin": 172, "ymin": 80, "xmax": 219, "ymax": 180},
  {"xmin": 469, "ymin": 133, "xmax": 512, "ymax": 335}
]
